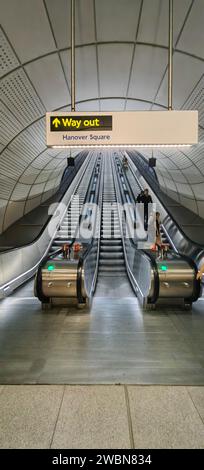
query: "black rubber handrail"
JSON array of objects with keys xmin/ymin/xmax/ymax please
[
  {"xmin": 77, "ymin": 155, "xmax": 104, "ymax": 302},
  {"xmin": 75, "ymin": 157, "xmax": 103, "ymax": 303},
  {"xmin": 129, "ymin": 151, "xmax": 160, "ymax": 184},
  {"xmin": 77, "ymin": 257, "xmax": 86, "ymax": 304}
]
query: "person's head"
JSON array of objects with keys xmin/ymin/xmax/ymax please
[
  {"xmin": 156, "ymin": 211, "xmax": 160, "ymax": 220},
  {"xmin": 144, "ymin": 188, "xmax": 149, "ymax": 197}
]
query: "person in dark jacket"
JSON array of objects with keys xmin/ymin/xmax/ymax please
[
  {"xmin": 140, "ymin": 188, "xmax": 153, "ymax": 230},
  {"xmin": 136, "ymin": 190, "xmax": 144, "ymax": 203},
  {"xmin": 122, "ymin": 155, "xmax": 128, "ymax": 170}
]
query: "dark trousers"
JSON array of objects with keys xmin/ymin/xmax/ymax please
[{"xmin": 144, "ymin": 206, "xmax": 148, "ymax": 231}]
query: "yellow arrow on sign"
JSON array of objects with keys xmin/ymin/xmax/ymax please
[{"xmin": 52, "ymin": 118, "xmax": 61, "ymax": 128}]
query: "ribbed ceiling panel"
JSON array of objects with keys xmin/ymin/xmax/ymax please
[
  {"xmin": 0, "ymin": 26, "xmax": 19, "ymax": 77},
  {"xmin": 0, "ymin": 69, "xmax": 45, "ymax": 126},
  {"xmin": 0, "ymin": 0, "xmax": 204, "ymax": 232},
  {"xmin": 0, "ymin": 101, "xmax": 22, "ymax": 146}
]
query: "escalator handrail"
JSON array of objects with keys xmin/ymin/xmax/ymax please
[
  {"xmin": 77, "ymin": 155, "xmax": 104, "ymax": 301},
  {"xmin": 130, "ymin": 151, "xmax": 160, "ymax": 185}
]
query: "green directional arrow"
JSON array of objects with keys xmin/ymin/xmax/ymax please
[{"xmin": 52, "ymin": 118, "xmax": 61, "ymax": 128}]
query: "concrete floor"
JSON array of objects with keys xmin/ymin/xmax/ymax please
[
  {"xmin": 0, "ymin": 279, "xmax": 204, "ymax": 385},
  {"xmin": 0, "ymin": 384, "xmax": 204, "ymax": 449}
]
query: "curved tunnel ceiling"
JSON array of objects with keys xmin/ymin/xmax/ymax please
[{"xmin": 0, "ymin": 0, "xmax": 204, "ymax": 233}]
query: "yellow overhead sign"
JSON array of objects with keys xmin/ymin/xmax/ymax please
[{"xmin": 50, "ymin": 115, "xmax": 112, "ymax": 132}]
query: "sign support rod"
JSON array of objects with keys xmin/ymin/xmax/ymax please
[
  {"xmin": 71, "ymin": 0, "xmax": 75, "ymax": 111},
  {"xmin": 168, "ymin": 0, "xmax": 173, "ymax": 110}
]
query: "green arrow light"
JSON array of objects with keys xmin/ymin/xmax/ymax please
[
  {"xmin": 47, "ymin": 265, "xmax": 55, "ymax": 271},
  {"xmin": 160, "ymin": 265, "xmax": 168, "ymax": 271}
]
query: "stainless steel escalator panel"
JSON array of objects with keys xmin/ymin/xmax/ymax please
[
  {"xmin": 156, "ymin": 258, "xmax": 195, "ymax": 299},
  {"xmin": 42, "ymin": 260, "xmax": 78, "ymax": 298}
]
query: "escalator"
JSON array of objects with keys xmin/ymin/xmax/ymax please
[
  {"xmin": 35, "ymin": 151, "xmax": 135, "ymax": 306},
  {"xmin": 35, "ymin": 151, "xmax": 201, "ymax": 310},
  {"xmin": 94, "ymin": 153, "xmax": 133, "ymax": 297},
  {"xmin": 35, "ymin": 151, "xmax": 104, "ymax": 306},
  {"xmin": 113, "ymin": 152, "xmax": 200, "ymax": 309}
]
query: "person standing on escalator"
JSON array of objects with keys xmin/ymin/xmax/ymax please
[
  {"xmin": 140, "ymin": 188, "xmax": 153, "ymax": 231},
  {"xmin": 155, "ymin": 211, "xmax": 162, "ymax": 258},
  {"xmin": 122, "ymin": 155, "xmax": 128, "ymax": 171},
  {"xmin": 155, "ymin": 212, "xmax": 169, "ymax": 259}
]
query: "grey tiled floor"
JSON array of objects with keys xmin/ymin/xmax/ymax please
[
  {"xmin": 0, "ymin": 385, "xmax": 204, "ymax": 449},
  {"xmin": 0, "ymin": 280, "xmax": 204, "ymax": 384}
]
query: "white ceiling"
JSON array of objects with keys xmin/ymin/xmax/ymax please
[{"xmin": 0, "ymin": 0, "xmax": 204, "ymax": 233}]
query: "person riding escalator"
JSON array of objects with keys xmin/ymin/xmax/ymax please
[
  {"xmin": 122, "ymin": 155, "xmax": 128, "ymax": 171},
  {"xmin": 139, "ymin": 188, "xmax": 153, "ymax": 231}
]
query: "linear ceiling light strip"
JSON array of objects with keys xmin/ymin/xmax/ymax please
[{"xmin": 52, "ymin": 144, "xmax": 192, "ymax": 149}]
